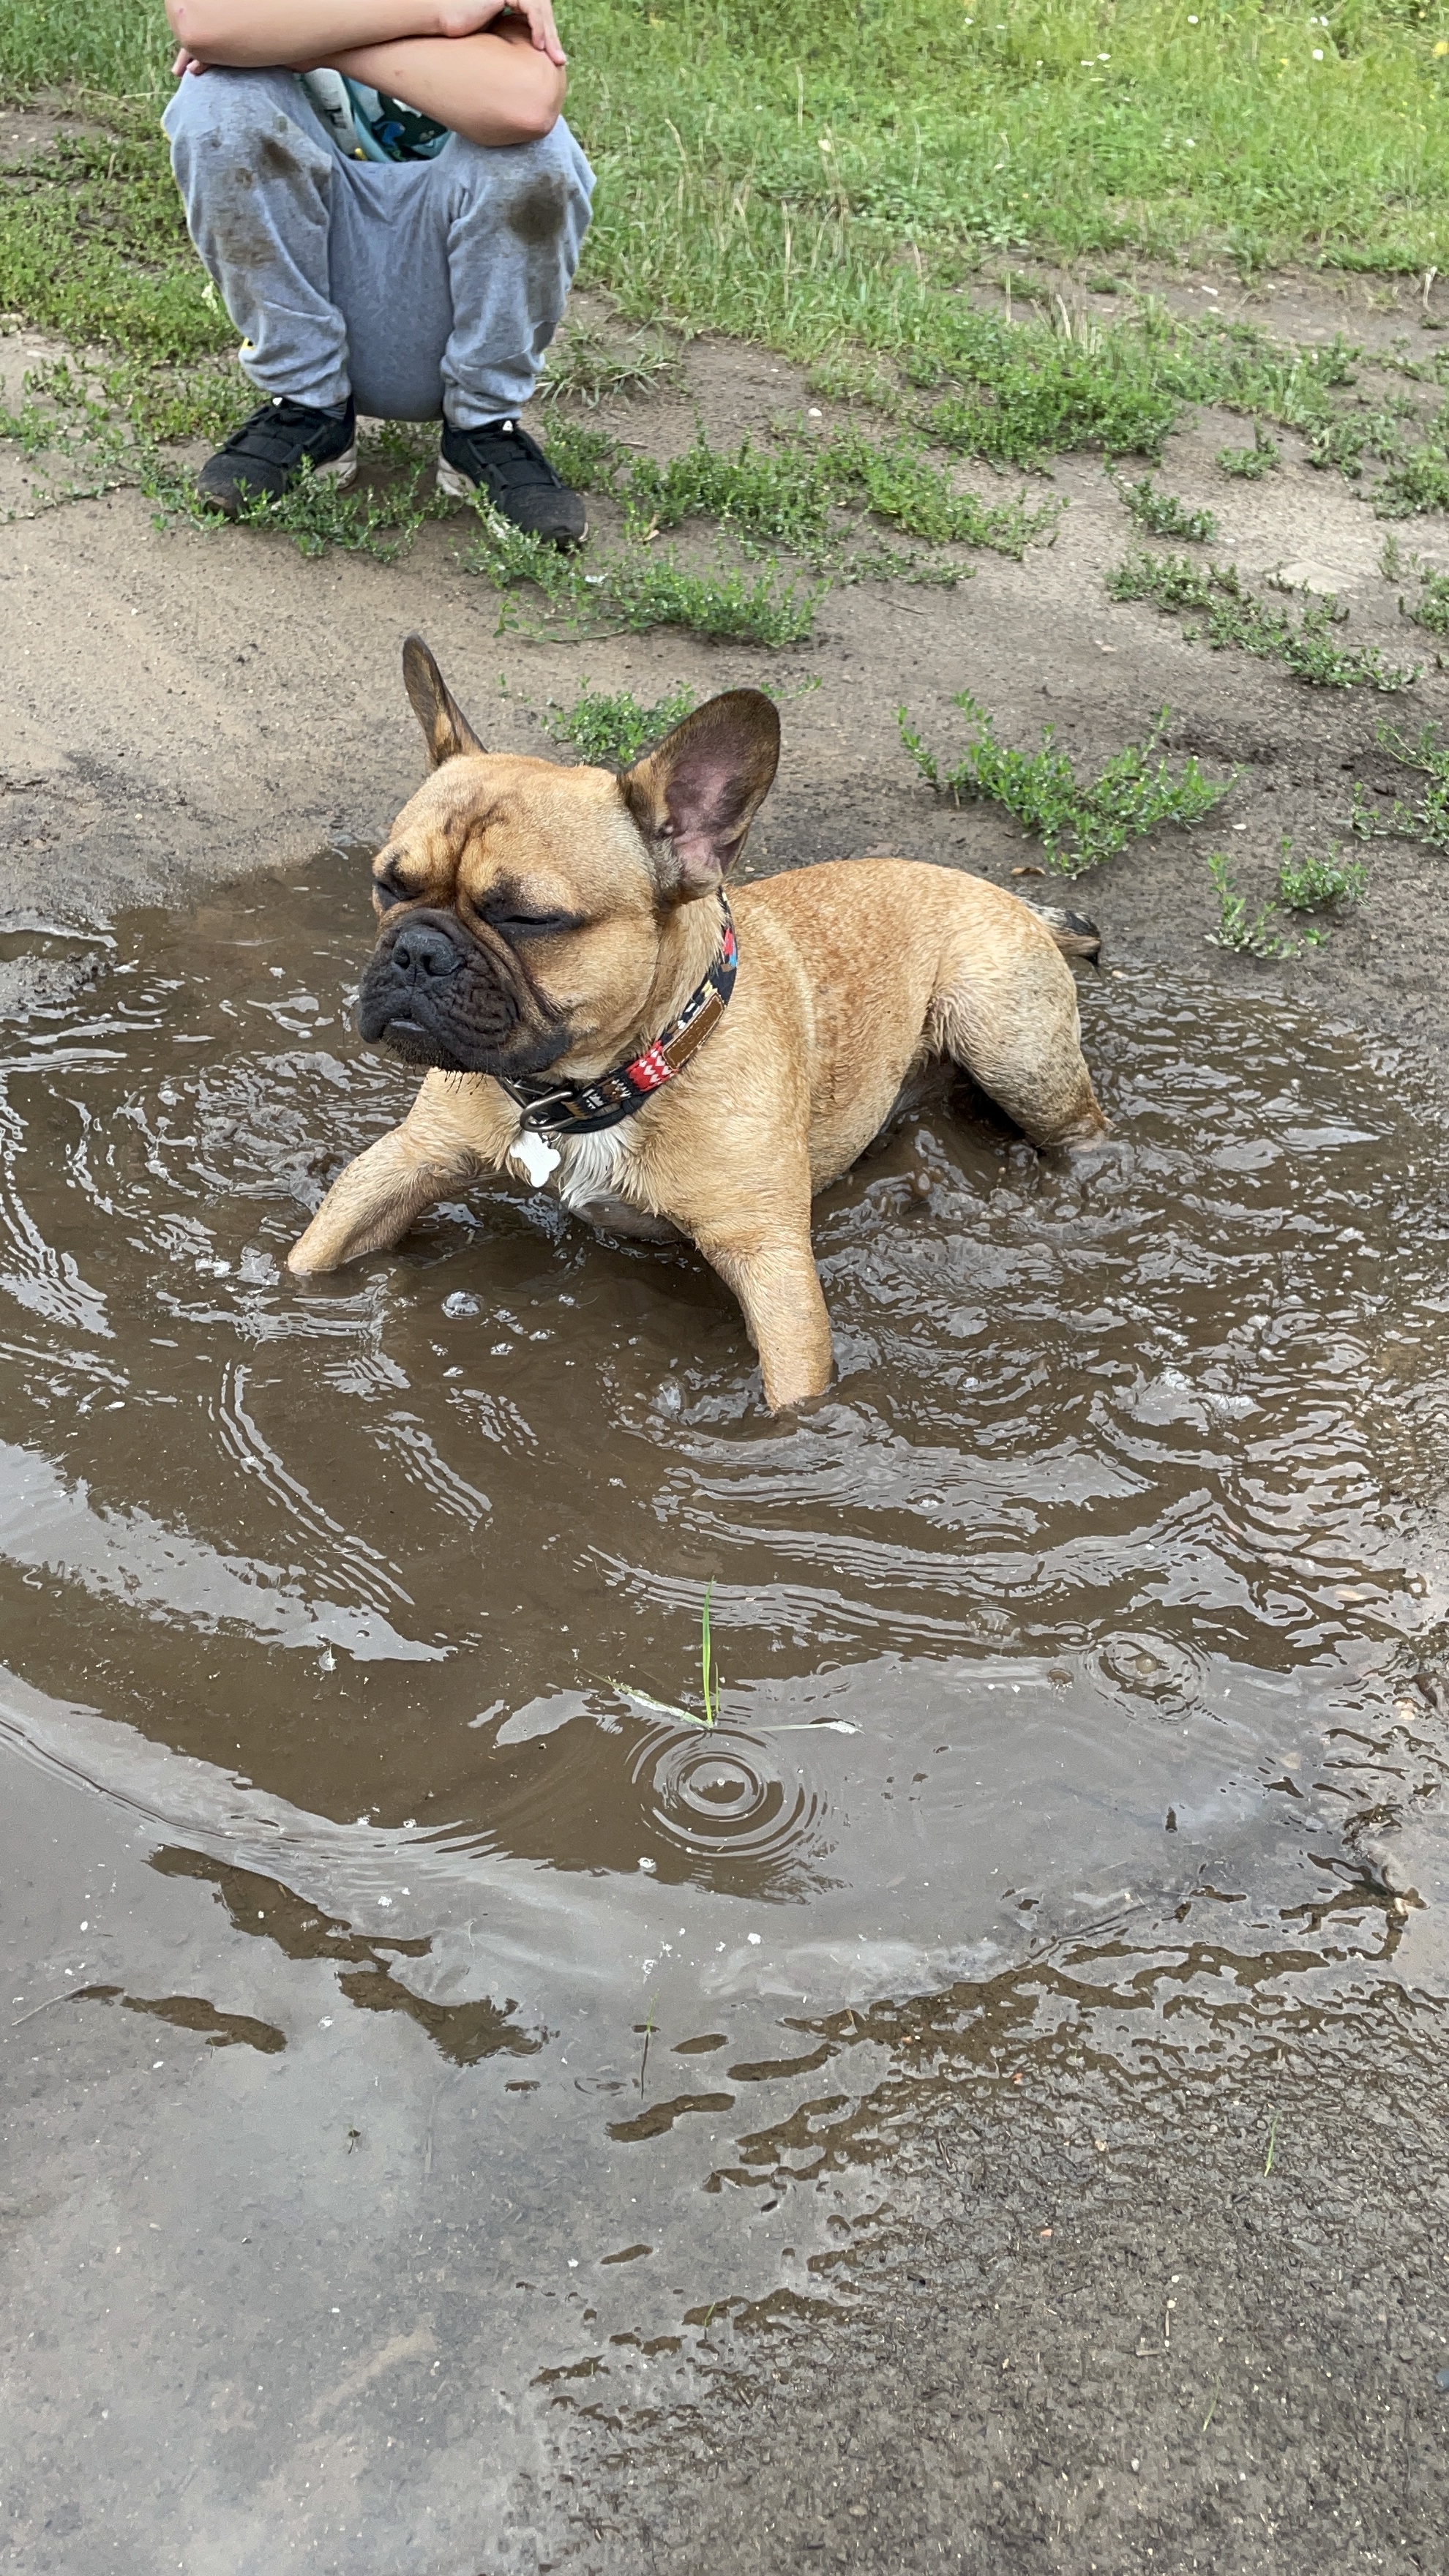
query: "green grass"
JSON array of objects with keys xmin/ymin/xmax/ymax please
[
  {"xmin": 1207, "ymin": 850, "xmax": 1301, "ymax": 956},
  {"xmin": 1108, "ymin": 548, "xmax": 1423, "ymax": 687},
  {"xmin": 1112, "ymin": 471, "xmax": 1218, "ymax": 542},
  {"xmin": 537, "ymin": 322, "xmax": 682, "ymax": 408},
  {"xmin": 540, "ymin": 416, "xmax": 1061, "ymax": 564},
  {"xmin": 1375, "ymin": 442, "xmax": 1449, "ymax": 516},
  {"xmin": 899, "ymin": 690, "xmax": 1230, "ymax": 875},
  {"xmin": 1276, "ymin": 840, "xmax": 1368, "ymax": 909},
  {"xmin": 1216, "ymin": 424, "xmax": 1281, "ymax": 479},
  {"xmin": 0, "ymin": 109, "xmax": 230, "ymax": 372},
  {"xmin": 1352, "ymin": 717, "xmax": 1449, "ymax": 848},
  {"xmin": 565, "ymin": 2, "xmax": 1449, "ymax": 364},
  {"xmin": 1210, "ymin": 835, "xmax": 1367, "ymax": 954},
  {"xmin": 542, "ymin": 678, "xmax": 698, "ymax": 765},
  {"xmin": 465, "ymin": 505, "xmax": 821, "ymax": 644},
  {"xmin": 1382, "ymin": 538, "xmax": 1449, "ymax": 638}
]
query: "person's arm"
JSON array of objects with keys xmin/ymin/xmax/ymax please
[
  {"xmin": 329, "ymin": 23, "xmax": 566, "ymax": 143},
  {"xmin": 166, "ymin": 0, "xmax": 565, "ymax": 72}
]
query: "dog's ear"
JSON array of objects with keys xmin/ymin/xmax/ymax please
[
  {"xmin": 620, "ymin": 690, "xmax": 780, "ymax": 899},
  {"xmin": 402, "ymin": 634, "xmax": 484, "ymax": 767}
]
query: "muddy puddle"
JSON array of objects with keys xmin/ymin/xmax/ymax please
[{"xmin": 4, "ymin": 853, "xmax": 1449, "ymax": 2506}]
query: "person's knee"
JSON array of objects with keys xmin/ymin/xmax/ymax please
[
  {"xmin": 446, "ymin": 119, "xmax": 593, "ymax": 244},
  {"xmin": 163, "ymin": 67, "xmax": 318, "ymax": 168}
]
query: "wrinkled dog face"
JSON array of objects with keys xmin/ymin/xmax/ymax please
[{"xmin": 356, "ymin": 639, "xmax": 781, "ymax": 1079}]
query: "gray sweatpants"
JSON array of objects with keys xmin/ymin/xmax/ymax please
[{"xmin": 163, "ymin": 67, "xmax": 594, "ymax": 425}]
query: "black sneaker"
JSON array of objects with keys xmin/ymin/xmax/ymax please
[
  {"xmin": 437, "ymin": 416, "xmax": 587, "ymax": 549},
  {"xmin": 195, "ymin": 395, "xmax": 357, "ymax": 517}
]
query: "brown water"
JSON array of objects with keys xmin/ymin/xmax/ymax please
[{"xmin": 4, "ymin": 855, "xmax": 1449, "ymax": 2485}]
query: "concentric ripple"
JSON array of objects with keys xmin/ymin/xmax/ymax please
[{"xmin": 630, "ymin": 1723, "xmax": 824, "ymax": 1890}]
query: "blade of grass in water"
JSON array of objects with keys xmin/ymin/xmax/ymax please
[{"xmin": 701, "ymin": 1579, "xmax": 716, "ymax": 1730}]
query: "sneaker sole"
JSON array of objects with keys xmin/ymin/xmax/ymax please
[
  {"xmin": 196, "ymin": 441, "xmax": 359, "ymax": 519},
  {"xmin": 435, "ymin": 453, "xmax": 588, "ymax": 547}
]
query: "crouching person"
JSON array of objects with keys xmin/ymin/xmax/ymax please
[{"xmin": 162, "ymin": 0, "xmax": 592, "ymax": 543}]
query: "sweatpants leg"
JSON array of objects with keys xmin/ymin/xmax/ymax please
[
  {"xmin": 163, "ymin": 67, "xmax": 353, "ymax": 413},
  {"xmin": 165, "ymin": 70, "xmax": 594, "ymax": 427},
  {"xmin": 440, "ymin": 124, "xmax": 594, "ymax": 425},
  {"xmin": 328, "ymin": 120, "xmax": 594, "ymax": 422}
]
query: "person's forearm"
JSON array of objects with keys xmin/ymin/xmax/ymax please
[
  {"xmin": 167, "ymin": 1, "xmax": 461, "ymax": 69},
  {"xmin": 329, "ymin": 31, "xmax": 565, "ymax": 143}
]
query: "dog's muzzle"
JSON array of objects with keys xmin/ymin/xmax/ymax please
[{"xmin": 356, "ymin": 908, "xmax": 556, "ymax": 1075}]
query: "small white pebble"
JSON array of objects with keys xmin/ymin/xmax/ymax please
[
  {"xmin": 319, "ymin": 2018, "xmax": 333, "ymax": 2029},
  {"xmin": 747, "ymin": 1933, "xmax": 762, "ymax": 1945},
  {"xmin": 638, "ymin": 1857, "xmax": 657, "ymax": 1874}
]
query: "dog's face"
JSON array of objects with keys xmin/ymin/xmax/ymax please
[{"xmin": 356, "ymin": 639, "xmax": 780, "ymax": 1079}]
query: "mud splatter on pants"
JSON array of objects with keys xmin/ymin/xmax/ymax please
[{"xmin": 163, "ymin": 67, "xmax": 594, "ymax": 424}]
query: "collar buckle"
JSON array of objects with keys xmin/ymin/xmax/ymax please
[{"xmin": 514, "ymin": 1088, "xmax": 575, "ymax": 1131}]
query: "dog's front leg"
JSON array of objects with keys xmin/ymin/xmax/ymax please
[
  {"xmin": 698, "ymin": 1226, "xmax": 834, "ymax": 1412},
  {"xmin": 287, "ymin": 1073, "xmax": 509, "ymax": 1275}
]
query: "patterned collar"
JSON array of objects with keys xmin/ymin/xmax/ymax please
[{"xmin": 497, "ymin": 902, "xmax": 738, "ymax": 1137}]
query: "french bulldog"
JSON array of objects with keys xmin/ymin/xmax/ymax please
[{"xmin": 288, "ymin": 637, "xmax": 1106, "ymax": 1409}]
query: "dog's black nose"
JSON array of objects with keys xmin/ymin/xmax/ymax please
[{"xmin": 390, "ymin": 921, "xmax": 460, "ymax": 981}]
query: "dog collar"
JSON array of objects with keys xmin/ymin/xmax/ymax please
[{"xmin": 498, "ymin": 901, "xmax": 738, "ymax": 1137}]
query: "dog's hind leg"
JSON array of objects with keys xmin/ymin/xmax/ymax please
[
  {"xmin": 929, "ymin": 924, "xmax": 1107, "ymax": 1149},
  {"xmin": 287, "ymin": 1071, "xmax": 506, "ymax": 1273}
]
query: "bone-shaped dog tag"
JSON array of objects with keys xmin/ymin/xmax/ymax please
[{"xmin": 513, "ymin": 1130, "xmax": 562, "ymax": 1188}]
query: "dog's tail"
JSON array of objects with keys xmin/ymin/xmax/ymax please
[{"xmin": 1026, "ymin": 900, "xmax": 1103, "ymax": 970}]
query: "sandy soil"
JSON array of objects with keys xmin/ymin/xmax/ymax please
[{"xmin": 4, "ymin": 252, "xmax": 1449, "ymax": 2575}]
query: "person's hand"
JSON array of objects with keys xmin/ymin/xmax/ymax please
[
  {"xmin": 438, "ymin": 1, "xmax": 566, "ymax": 66},
  {"xmin": 172, "ymin": 45, "xmax": 209, "ymax": 75},
  {"xmin": 506, "ymin": 0, "xmax": 566, "ymax": 64}
]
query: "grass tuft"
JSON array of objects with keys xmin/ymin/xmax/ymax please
[
  {"xmin": 1352, "ymin": 719, "xmax": 1449, "ymax": 852},
  {"xmin": 464, "ymin": 506, "xmax": 821, "ymax": 645},
  {"xmin": 1112, "ymin": 471, "xmax": 1218, "ymax": 543},
  {"xmin": 536, "ymin": 323, "xmax": 682, "ymax": 408},
  {"xmin": 542, "ymin": 679, "xmax": 698, "ymax": 767},
  {"xmin": 1216, "ymin": 425, "xmax": 1281, "ymax": 480},
  {"xmin": 1207, "ymin": 838, "xmax": 1366, "ymax": 956},
  {"xmin": 1108, "ymin": 550, "xmax": 1421, "ymax": 690},
  {"xmin": 1207, "ymin": 851, "xmax": 1300, "ymax": 958},
  {"xmin": 899, "ymin": 692, "xmax": 1229, "ymax": 877},
  {"xmin": 541, "ymin": 419, "xmax": 1061, "ymax": 566},
  {"xmin": 1276, "ymin": 841, "xmax": 1368, "ymax": 913}
]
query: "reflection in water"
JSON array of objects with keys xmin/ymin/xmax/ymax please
[
  {"xmin": 150, "ymin": 1845, "xmax": 543, "ymax": 2066},
  {"xmin": 0, "ymin": 854, "xmax": 1446, "ymax": 2011}
]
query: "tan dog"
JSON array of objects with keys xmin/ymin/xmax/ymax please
[{"xmin": 288, "ymin": 639, "xmax": 1106, "ymax": 1408}]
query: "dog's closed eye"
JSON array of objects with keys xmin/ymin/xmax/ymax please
[{"xmin": 481, "ymin": 902, "xmax": 585, "ymax": 940}]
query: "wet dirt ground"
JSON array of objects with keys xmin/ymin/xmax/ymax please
[{"xmin": 4, "ymin": 275, "xmax": 1449, "ymax": 2576}]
